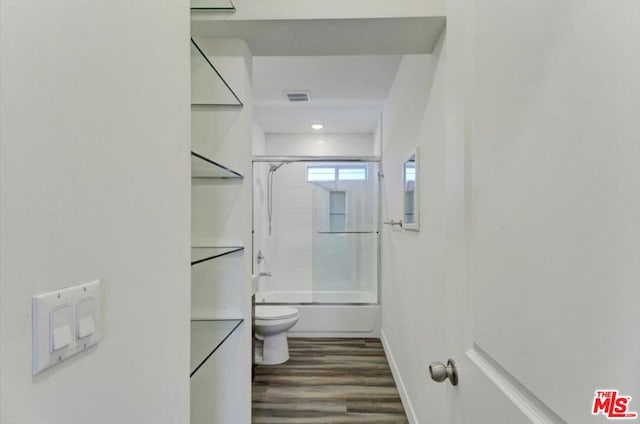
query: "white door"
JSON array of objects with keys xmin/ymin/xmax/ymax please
[{"xmin": 442, "ymin": 1, "xmax": 640, "ymax": 423}]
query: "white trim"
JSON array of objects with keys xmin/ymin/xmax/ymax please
[
  {"xmin": 466, "ymin": 345, "xmax": 565, "ymax": 424},
  {"xmin": 381, "ymin": 329, "xmax": 419, "ymax": 424}
]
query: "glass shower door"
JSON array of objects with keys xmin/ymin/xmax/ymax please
[
  {"xmin": 253, "ymin": 159, "xmax": 379, "ymax": 304},
  {"xmin": 310, "ymin": 162, "xmax": 378, "ymax": 303}
]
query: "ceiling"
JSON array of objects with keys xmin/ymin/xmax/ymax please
[
  {"xmin": 253, "ymin": 55, "xmax": 401, "ymax": 133},
  {"xmin": 193, "ymin": 16, "xmax": 445, "ymax": 134},
  {"xmin": 191, "ymin": 17, "xmax": 445, "ymax": 56}
]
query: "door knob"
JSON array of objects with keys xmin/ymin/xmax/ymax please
[{"xmin": 428, "ymin": 359, "xmax": 458, "ymax": 386}]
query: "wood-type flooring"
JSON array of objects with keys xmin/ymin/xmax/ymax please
[{"xmin": 252, "ymin": 338, "xmax": 409, "ymax": 424}]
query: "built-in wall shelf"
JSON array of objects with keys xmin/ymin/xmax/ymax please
[
  {"xmin": 189, "ymin": 27, "xmax": 250, "ymax": 421},
  {"xmin": 191, "ymin": 151, "xmax": 243, "ymax": 179},
  {"xmin": 191, "ymin": 0, "xmax": 235, "ymax": 12},
  {"xmin": 190, "ymin": 319, "xmax": 243, "ymax": 377},
  {"xmin": 191, "ymin": 246, "xmax": 244, "ymax": 266},
  {"xmin": 191, "ymin": 38, "xmax": 243, "ymax": 107}
]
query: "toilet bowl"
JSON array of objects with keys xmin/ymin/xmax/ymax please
[{"xmin": 254, "ymin": 305, "xmax": 299, "ymax": 365}]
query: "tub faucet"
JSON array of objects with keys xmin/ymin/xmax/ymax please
[{"xmin": 259, "ymin": 271, "xmax": 272, "ymax": 278}]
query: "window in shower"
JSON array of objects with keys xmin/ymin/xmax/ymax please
[
  {"xmin": 307, "ymin": 167, "xmax": 336, "ymax": 182},
  {"xmin": 337, "ymin": 166, "xmax": 366, "ymax": 181},
  {"xmin": 306, "ymin": 165, "xmax": 367, "ymax": 182}
]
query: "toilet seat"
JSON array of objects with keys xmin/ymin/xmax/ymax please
[{"xmin": 255, "ymin": 305, "xmax": 298, "ymax": 320}]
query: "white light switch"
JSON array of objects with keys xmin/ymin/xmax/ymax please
[
  {"xmin": 50, "ymin": 305, "xmax": 72, "ymax": 351},
  {"xmin": 52, "ymin": 325, "xmax": 72, "ymax": 351},
  {"xmin": 33, "ymin": 280, "xmax": 102, "ymax": 375},
  {"xmin": 76, "ymin": 297, "xmax": 96, "ymax": 339}
]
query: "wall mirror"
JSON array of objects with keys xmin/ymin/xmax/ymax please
[{"xmin": 403, "ymin": 148, "xmax": 419, "ymax": 231}]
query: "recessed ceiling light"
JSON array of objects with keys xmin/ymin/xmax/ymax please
[{"xmin": 311, "ymin": 124, "xmax": 324, "ymax": 130}]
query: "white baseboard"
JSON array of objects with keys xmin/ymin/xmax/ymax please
[{"xmin": 381, "ymin": 329, "xmax": 419, "ymax": 424}]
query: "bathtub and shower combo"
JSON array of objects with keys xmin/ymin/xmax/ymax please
[{"xmin": 252, "ymin": 157, "xmax": 381, "ymax": 364}]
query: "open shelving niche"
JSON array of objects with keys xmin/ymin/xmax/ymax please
[
  {"xmin": 191, "ymin": 151, "xmax": 243, "ymax": 179},
  {"xmin": 189, "ymin": 244, "xmax": 245, "ymax": 377},
  {"xmin": 191, "ymin": 319, "xmax": 243, "ymax": 377},
  {"xmin": 190, "ymin": 30, "xmax": 246, "ymax": 379},
  {"xmin": 190, "ymin": 243, "xmax": 246, "ymax": 376},
  {"xmin": 191, "ymin": 37, "xmax": 243, "ymax": 108},
  {"xmin": 191, "ymin": 246, "xmax": 244, "ymax": 265}
]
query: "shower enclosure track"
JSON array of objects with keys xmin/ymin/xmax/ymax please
[
  {"xmin": 317, "ymin": 231, "xmax": 377, "ymax": 234},
  {"xmin": 252, "ymin": 155, "xmax": 380, "ymax": 163}
]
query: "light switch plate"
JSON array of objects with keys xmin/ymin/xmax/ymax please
[{"xmin": 32, "ymin": 280, "xmax": 101, "ymax": 375}]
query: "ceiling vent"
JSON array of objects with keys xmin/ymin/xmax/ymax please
[{"xmin": 286, "ymin": 91, "xmax": 311, "ymax": 102}]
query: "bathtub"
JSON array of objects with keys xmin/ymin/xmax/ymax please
[{"xmin": 255, "ymin": 290, "xmax": 381, "ymax": 338}]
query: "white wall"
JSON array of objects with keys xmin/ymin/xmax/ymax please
[
  {"xmin": 379, "ymin": 50, "xmax": 445, "ymax": 424},
  {"xmin": 382, "ymin": 1, "xmax": 640, "ymax": 423},
  {"xmin": 467, "ymin": 1, "xmax": 640, "ymax": 422},
  {"xmin": 0, "ymin": 1, "xmax": 190, "ymax": 423},
  {"xmin": 265, "ymin": 133, "xmax": 374, "ymax": 156},
  {"xmin": 252, "ymin": 121, "xmax": 267, "ymax": 155},
  {"xmin": 252, "ymin": 122, "xmax": 269, "ymax": 282}
]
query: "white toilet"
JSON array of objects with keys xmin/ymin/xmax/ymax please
[{"xmin": 254, "ymin": 305, "xmax": 299, "ymax": 365}]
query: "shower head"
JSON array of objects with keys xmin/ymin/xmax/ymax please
[
  {"xmin": 269, "ymin": 162, "xmax": 287, "ymax": 173},
  {"xmin": 266, "ymin": 161, "xmax": 289, "ymax": 236}
]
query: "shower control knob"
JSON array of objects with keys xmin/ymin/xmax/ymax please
[{"xmin": 428, "ymin": 359, "xmax": 458, "ymax": 386}]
